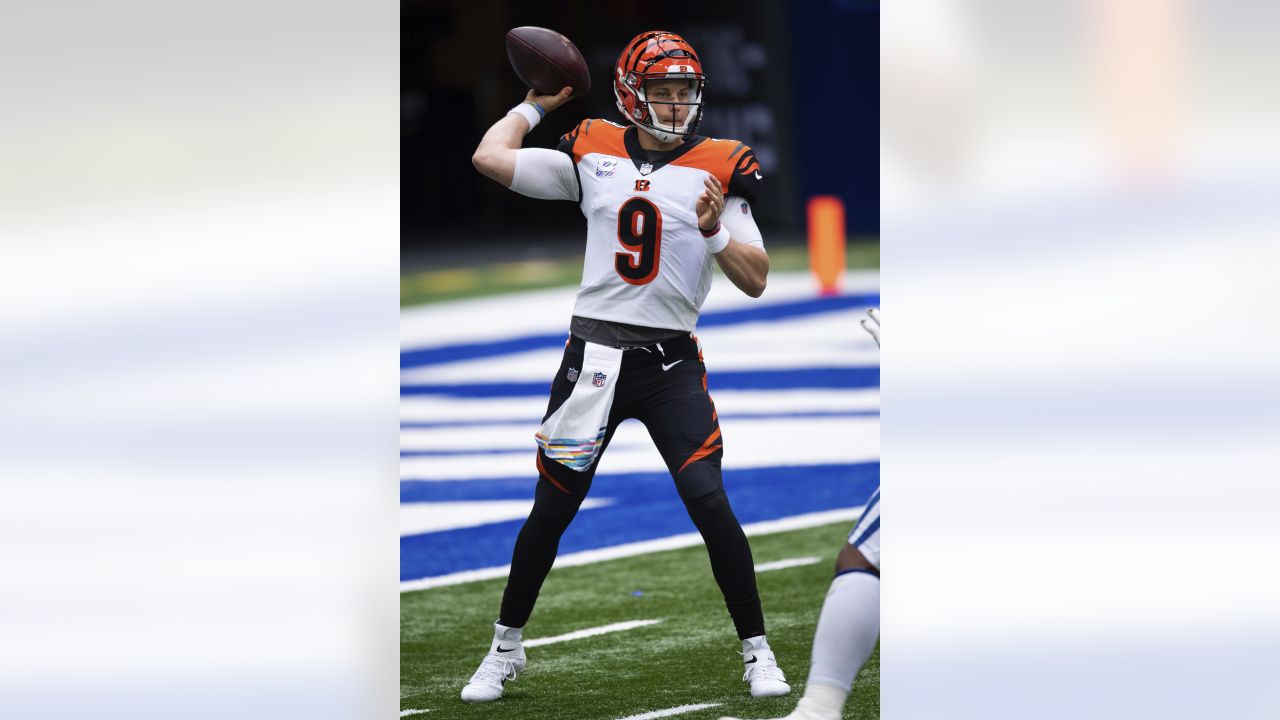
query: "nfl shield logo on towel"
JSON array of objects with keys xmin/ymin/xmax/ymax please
[
  {"xmin": 592, "ymin": 372, "xmax": 607, "ymax": 387},
  {"xmin": 567, "ymin": 367, "xmax": 579, "ymax": 382}
]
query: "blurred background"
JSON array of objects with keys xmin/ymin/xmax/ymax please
[{"xmin": 401, "ymin": 0, "xmax": 880, "ymax": 299}]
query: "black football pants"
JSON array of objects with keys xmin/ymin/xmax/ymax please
[{"xmin": 499, "ymin": 333, "xmax": 765, "ymax": 640}]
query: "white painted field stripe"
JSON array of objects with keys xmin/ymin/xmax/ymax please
[
  {"xmin": 400, "ymin": 506, "xmax": 863, "ymax": 593},
  {"xmin": 400, "ymin": 498, "xmax": 612, "ymax": 537},
  {"xmin": 524, "ymin": 619, "xmax": 662, "ymax": 648},
  {"xmin": 615, "ymin": 703, "xmax": 721, "ymax": 720},
  {"xmin": 399, "ymin": 710, "xmax": 429, "ymax": 717},
  {"xmin": 757, "ymin": 555, "xmax": 823, "ymax": 572},
  {"xmin": 401, "ymin": 419, "xmax": 879, "ymax": 481},
  {"xmin": 400, "ymin": 388, "xmax": 879, "ymax": 424}
]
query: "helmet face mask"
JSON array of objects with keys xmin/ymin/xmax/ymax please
[
  {"xmin": 614, "ymin": 31, "xmax": 706, "ymax": 144},
  {"xmin": 636, "ymin": 76, "xmax": 704, "ymax": 141}
]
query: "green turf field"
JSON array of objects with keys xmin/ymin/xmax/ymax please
[{"xmin": 401, "ymin": 521, "xmax": 879, "ymax": 719}]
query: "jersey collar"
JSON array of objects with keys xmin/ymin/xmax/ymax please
[{"xmin": 623, "ymin": 126, "xmax": 705, "ymax": 176}]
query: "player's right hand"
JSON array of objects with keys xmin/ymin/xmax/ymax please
[{"xmin": 526, "ymin": 87, "xmax": 574, "ymax": 115}]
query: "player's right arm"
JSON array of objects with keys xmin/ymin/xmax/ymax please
[{"xmin": 471, "ymin": 87, "xmax": 573, "ymax": 187}]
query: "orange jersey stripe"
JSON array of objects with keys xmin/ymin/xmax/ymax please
[
  {"xmin": 565, "ymin": 119, "xmax": 628, "ymax": 164},
  {"xmin": 668, "ymin": 138, "xmax": 746, "ymax": 189},
  {"xmin": 670, "ymin": 138, "xmax": 762, "ymax": 204}
]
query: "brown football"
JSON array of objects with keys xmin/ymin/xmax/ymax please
[{"xmin": 505, "ymin": 26, "xmax": 591, "ymax": 99}]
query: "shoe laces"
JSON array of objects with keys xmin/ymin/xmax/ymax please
[
  {"xmin": 472, "ymin": 653, "xmax": 518, "ymax": 685},
  {"xmin": 743, "ymin": 652, "xmax": 787, "ymax": 683}
]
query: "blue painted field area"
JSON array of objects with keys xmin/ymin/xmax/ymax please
[
  {"xmin": 401, "ymin": 462, "xmax": 879, "ymax": 581},
  {"xmin": 400, "ymin": 274, "xmax": 880, "ymax": 587}
]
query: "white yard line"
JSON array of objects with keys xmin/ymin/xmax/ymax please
[
  {"xmin": 401, "ymin": 506, "xmax": 862, "ymax": 593},
  {"xmin": 400, "ymin": 498, "xmax": 612, "ymax": 537},
  {"xmin": 523, "ymin": 619, "xmax": 663, "ymax": 648},
  {"xmin": 399, "ymin": 710, "xmax": 429, "ymax": 717},
  {"xmin": 401, "ymin": 413, "xmax": 878, "ymax": 452},
  {"xmin": 401, "ymin": 418, "xmax": 878, "ymax": 481},
  {"xmin": 400, "ymin": 389, "xmax": 880, "ymax": 424},
  {"xmin": 615, "ymin": 703, "xmax": 722, "ymax": 720},
  {"xmin": 756, "ymin": 555, "xmax": 823, "ymax": 572}
]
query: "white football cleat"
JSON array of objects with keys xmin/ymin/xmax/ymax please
[
  {"xmin": 460, "ymin": 650, "xmax": 526, "ymax": 702},
  {"xmin": 742, "ymin": 644, "xmax": 790, "ymax": 698},
  {"xmin": 460, "ymin": 622, "xmax": 527, "ymax": 702}
]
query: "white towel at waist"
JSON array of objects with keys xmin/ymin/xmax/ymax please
[{"xmin": 535, "ymin": 341, "xmax": 623, "ymax": 471}]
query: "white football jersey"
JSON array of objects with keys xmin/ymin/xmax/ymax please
[{"xmin": 512, "ymin": 119, "xmax": 765, "ymax": 333}]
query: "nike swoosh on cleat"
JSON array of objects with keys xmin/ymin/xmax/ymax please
[
  {"xmin": 497, "ymin": 646, "xmax": 517, "ymax": 653},
  {"xmin": 661, "ymin": 360, "xmax": 684, "ymax": 371},
  {"xmin": 744, "ymin": 656, "xmax": 758, "ymax": 664}
]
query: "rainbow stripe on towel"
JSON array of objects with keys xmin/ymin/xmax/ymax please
[{"xmin": 535, "ymin": 426, "xmax": 609, "ymax": 471}]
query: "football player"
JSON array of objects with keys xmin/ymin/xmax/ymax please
[
  {"xmin": 721, "ymin": 308, "xmax": 881, "ymax": 720},
  {"xmin": 462, "ymin": 30, "xmax": 787, "ymax": 703}
]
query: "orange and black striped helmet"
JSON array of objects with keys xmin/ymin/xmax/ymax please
[{"xmin": 613, "ymin": 30, "xmax": 706, "ymax": 143}]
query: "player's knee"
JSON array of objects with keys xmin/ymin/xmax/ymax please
[
  {"xmin": 531, "ymin": 479, "xmax": 585, "ymax": 523},
  {"xmin": 675, "ymin": 463, "xmax": 724, "ymax": 506},
  {"xmin": 684, "ymin": 487, "xmax": 733, "ymax": 523},
  {"xmin": 835, "ymin": 543, "xmax": 877, "ymax": 575},
  {"xmin": 530, "ymin": 497, "xmax": 578, "ymax": 527}
]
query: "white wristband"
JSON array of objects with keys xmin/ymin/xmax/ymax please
[
  {"xmin": 701, "ymin": 221, "xmax": 731, "ymax": 253},
  {"xmin": 507, "ymin": 101, "xmax": 544, "ymax": 132}
]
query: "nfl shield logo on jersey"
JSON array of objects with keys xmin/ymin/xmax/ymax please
[
  {"xmin": 567, "ymin": 367, "xmax": 579, "ymax": 382},
  {"xmin": 592, "ymin": 372, "xmax": 607, "ymax": 387}
]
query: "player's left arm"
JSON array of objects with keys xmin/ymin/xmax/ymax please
[{"xmin": 697, "ymin": 174, "xmax": 769, "ymax": 298}]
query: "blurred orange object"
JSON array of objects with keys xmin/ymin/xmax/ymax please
[{"xmin": 807, "ymin": 195, "xmax": 846, "ymax": 295}]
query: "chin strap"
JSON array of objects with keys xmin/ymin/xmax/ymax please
[
  {"xmin": 638, "ymin": 124, "xmax": 680, "ymax": 144},
  {"xmin": 636, "ymin": 105, "xmax": 699, "ymax": 143}
]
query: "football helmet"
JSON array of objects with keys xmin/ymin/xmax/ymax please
[{"xmin": 613, "ymin": 30, "xmax": 706, "ymax": 143}]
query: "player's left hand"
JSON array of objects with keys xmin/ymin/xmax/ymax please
[
  {"xmin": 696, "ymin": 174, "xmax": 725, "ymax": 233},
  {"xmin": 861, "ymin": 308, "xmax": 880, "ymax": 347}
]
